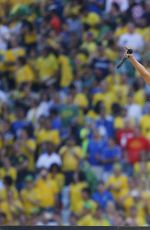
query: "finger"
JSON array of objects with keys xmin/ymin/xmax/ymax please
[{"xmin": 124, "ymin": 46, "xmax": 129, "ymax": 51}]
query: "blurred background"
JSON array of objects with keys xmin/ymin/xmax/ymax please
[{"xmin": 0, "ymin": 0, "xmax": 150, "ymax": 226}]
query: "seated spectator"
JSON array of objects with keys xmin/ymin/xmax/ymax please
[
  {"xmin": 125, "ymin": 127, "xmax": 150, "ymax": 165},
  {"xmin": 100, "ymin": 138, "xmax": 122, "ymax": 181},
  {"xmin": 87, "ymin": 131, "xmax": 107, "ymax": 180},
  {"xmin": 92, "ymin": 181, "xmax": 114, "ymax": 210},
  {"xmin": 36, "ymin": 142, "xmax": 62, "ymax": 170},
  {"xmin": 59, "ymin": 138, "xmax": 83, "ymax": 185},
  {"xmin": 70, "ymin": 171, "xmax": 88, "ymax": 214},
  {"xmin": 35, "ymin": 168, "xmax": 59, "ymax": 210},
  {"xmin": 20, "ymin": 175, "xmax": 41, "ymax": 216},
  {"xmin": 107, "ymin": 164, "xmax": 129, "ymax": 201}
]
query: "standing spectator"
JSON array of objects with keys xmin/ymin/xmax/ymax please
[
  {"xmin": 125, "ymin": 127, "xmax": 150, "ymax": 165},
  {"xmin": 92, "ymin": 181, "xmax": 114, "ymax": 210}
]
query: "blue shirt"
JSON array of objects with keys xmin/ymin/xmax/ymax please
[
  {"xmin": 101, "ymin": 146, "xmax": 122, "ymax": 171},
  {"xmin": 87, "ymin": 138, "xmax": 108, "ymax": 166},
  {"xmin": 95, "ymin": 116, "xmax": 115, "ymax": 138},
  {"xmin": 92, "ymin": 190, "xmax": 114, "ymax": 209}
]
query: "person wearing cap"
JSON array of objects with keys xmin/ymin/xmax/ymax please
[
  {"xmin": 20, "ymin": 175, "xmax": 41, "ymax": 216},
  {"xmin": 106, "ymin": 163, "xmax": 128, "ymax": 201},
  {"xmin": 124, "ymin": 47, "xmax": 150, "ymax": 86}
]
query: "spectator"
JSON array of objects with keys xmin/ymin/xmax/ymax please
[
  {"xmin": 92, "ymin": 181, "xmax": 114, "ymax": 209},
  {"xmin": 36, "ymin": 142, "xmax": 62, "ymax": 170}
]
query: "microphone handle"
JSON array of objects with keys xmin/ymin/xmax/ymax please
[
  {"xmin": 116, "ymin": 48, "xmax": 133, "ymax": 69},
  {"xmin": 116, "ymin": 57, "xmax": 127, "ymax": 69}
]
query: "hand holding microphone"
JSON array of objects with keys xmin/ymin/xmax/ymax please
[{"xmin": 116, "ymin": 47, "xmax": 133, "ymax": 69}]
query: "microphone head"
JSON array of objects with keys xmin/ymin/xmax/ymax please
[{"xmin": 127, "ymin": 49, "xmax": 133, "ymax": 54}]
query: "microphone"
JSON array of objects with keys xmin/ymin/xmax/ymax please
[{"xmin": 116, "ymin": 48, "xmax": 133, "ymax": 69}]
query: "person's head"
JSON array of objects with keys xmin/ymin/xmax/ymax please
[
  {"xmin": 18, "ymin": 129, "xmax": 29, "ymax": 140},
  {"xmin": 17, "ymin": 56, "xmax": 27, "ymax": 67},
  {"xmin": 16, "ymin": 107, "xmax": 25, "ymax": 120},
  {"xmin": 49, "ymin": 164, "xmax": 60, "ymax": 174},
  {"xmin": 93, "ymin": 130, "xmax": 101, "ymax": 141},
  {"xmin": 25, "ymin": 175, "xmax": 34, "ymax": 190},
  {"xmin": 39, "ymin": 168, "xmax": 49, "ymax": 179},
  {"xmin": 113, "ymin": 163, "xmax": 122, "ymax": 176},
  {"xmin": 73, "ymin": 171, "xmax": 85, "ymax": 183},
  {"xmin": 47, "ymin": 142, "xmax": 56, "ymax": 154},
  {"xmin": 110, "ymin": 2, "xmax": 120, "ymax": 14},
  {"xmin": 106, "ymin": 201, "xmax": 116, "ymax": 215},
  {"xmin": 66, "ymin": 137, "xmax": 76, "ymax": 147},
  {"xmin": 97, "ymin": 181, "xmax": 106, "ymax": 194},
  {"xmin": 3, "ymin": 158, "xmax": 11, "ymax": 169},
  {"xmin": 81, "ymin": 188, "xmax": 91, "ymax": 201},
  {"xmin": 133, "ymin": 127, "xmax": 141, "ymax": 137},
  {"xmin": 3, "ymin": 176, "xmax": 13, "ymax": 187},
  {"xmin": 127, "ymin": 22, "xmax": 135, "ymax": 34},
  {"xmin": 0, "ymin": 212, "xmax": 6, "ymax": 225},
  {"xmin": 108, "ymin": 138, "xmax": 116, "ymax": 148}
]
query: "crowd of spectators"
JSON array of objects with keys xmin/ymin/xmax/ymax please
[{"xmin": 0, "ymin": 0, "xmax": 150, "ymax": 226}]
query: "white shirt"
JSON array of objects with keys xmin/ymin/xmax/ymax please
[
  {"xmin": 36, "ymin": 152, "xmax": 62, "ymax": 169},
  {"xmin": 106, "ymin": 0, "xmax": 129, "ymax": 12},
  {"xmin": 0, "ymin": 25, "xmax": 10, "ymax": 50},
  {"xmin": 118, "ymin": 33, "xmax": 144, "ymax": 52},
  {"xmin": 127, "ymin": 103, "xmax": 142, "ymax": 121}
]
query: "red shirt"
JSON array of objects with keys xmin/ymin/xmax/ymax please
[
  {"xmin": 126, "ymin": 136, "xmax": 149, "ymax": 164},
  {"xmin": 116, "ymin": 128, "xmax": 134, "ymax": 148},
  {"xmin": 50, "ymin": 15, "xmax": 61, "ymax": 34}
]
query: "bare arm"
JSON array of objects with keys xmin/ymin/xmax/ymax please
[{"xmin": 125, "ymin": 48, "xmax": 150, "ymax": 86}]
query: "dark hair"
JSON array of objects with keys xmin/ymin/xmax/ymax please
[
  {"xmin": 82, "ymin": 187, "xmax": 91, "ymax": 196},
  {"xmin": 18, "ymin": 56, "xmax": 27, "ymax": 66},
  {"xmin": 3, "ymin": 176, "xmax": 13, "ymax": 186}
]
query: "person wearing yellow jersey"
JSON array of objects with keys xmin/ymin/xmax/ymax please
[
  {"xmin": 35, "ymin": 168, "xmax": 59, "ymax": 210},
  {"xmin": 107, "ymin": 164, "xmax": 129, "ymax": 201},
  {"xmin": 0, "ymin": 176, "xmax": 19, "ymax": 202},
  {"xmin": 140, "ymin": 105, "xmax": 150, "ymax": 140},
  {"xmin": 15, "ymin": 56, "xmax": 35, "ymax": 87},
  {"xmin": 16, "ymin": 129, "xmax": 36, "ymax": 171},
  {"xmin": 0, "ymin": 176, "xmax": 21, "ymax": 222},
  {"xmin": 36, "ymin": 47, "xmax": 58, "ymax": 83},
  {"xmin": 70, "ymin": 171, "xmax": 88, "ymax": 214},
  {"xmin": 59, "ymin": 138, "xmax": 83, "ymax": 185},
  {"xmin": 58, "ymin": 53, "xmax": 73, "ymax": 88},
  {"xmin": 20, "ymin": 175, "xmax": 41, "ymax": 216},
  {"xmin": 0, "ymin": 158, "xmax": 17, "ymax": 182},
  {"xmin": 35, "ymin": 117, "xmax": 60, "ymax": 146},
  {"xmin": 49, "ymin": 164, "xmax": 65, "ymax": 193}
]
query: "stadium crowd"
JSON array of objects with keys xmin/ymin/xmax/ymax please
[{"xmin": 0, "ymin": 0, "xmax": 150, "ymax": 226}]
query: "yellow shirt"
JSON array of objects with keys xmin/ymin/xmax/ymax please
[
  {"xmin": 77, "ymin": 214, "xmax": 95, "ymax": 226},
  {"xmin": 35, "ymin": 128, "xmax": 60, "ymax": 145},
  {"xmin": 48, "ymin": 173, "xmax": 65, "ymax": 192},
  {"xmin": 35, "ymin": 178, "xmax": 58, "ymax": 208},
  {"xmin": 0, "ymin": 167, "xmax": 17, "ymax": 181},
  {"xmin": 70, "ymin": 182, "xmax": 88, "ymax": 213},
  {"xmin": 59, "ymin": 145, "xmax": 82, "ymax": 172},
  {"xmin": 107, "ymin": 174, "xmax": 128, "ymax": 200},
  {"xmin": 0, "ymin": 199, "xmax": 23, "ymax": 222},
  {"xmin": 19, "ymin": 139, "xmax": 36, "ymax": 170},
  {"xmin": 36, "ymin": 54, "xmax": 58, "ymax": 81},
  {"xmin": 0, "ymin": 186, "xmax": 19, "ymax": 201},
  {"xmin": 74, "ymin": 93, "xmax": 89, "ymax": 108},
  {"xmin": 134, "ymin": 89, "xmax": 145, "ymax": 106},
  {"xmin": 15, "ymin": 64, "xmax": 35, "ymax": 85},
  {"xmin": 59, "ymin": 55, "xmax": 73, "ymax": 87},
  {"xmin": 140, "ymin": 115, "xmax": 150, "ymax": 140},
  {"xmin": 20, "ymin": 187, "xmax": 41, "ymax": 215}
]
